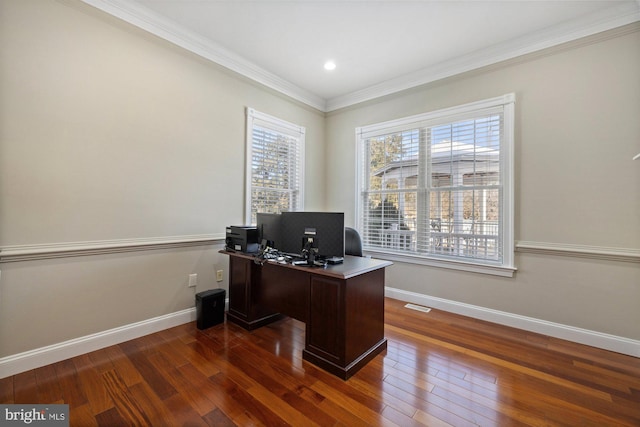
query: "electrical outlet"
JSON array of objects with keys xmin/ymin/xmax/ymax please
[
  {"xmin": 188, "ymin": 273, "xmax": 197, "ymax": 287},
  {"xmin": 216, "ymin": 270, "xmax": 223, "ymax": 282}
]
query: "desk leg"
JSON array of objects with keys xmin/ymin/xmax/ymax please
[
  {"xmin": 303, "ymin": 269, "xmax": 387, "ymax": 380},
  {"xmin": 303, "ymin": 339, "xmax": 387, "ymax": 380},
  {"xmin": 226, "ymin": 255, "xmax": 281, "ymax": 330}
]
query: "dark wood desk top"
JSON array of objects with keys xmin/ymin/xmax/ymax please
[
  {"xmin": 220, "ymin": 250, "xmax": 392, "ymax": 280},
  {"xmin": 309, "ymin": 255, "xmax": 392, "ymax": 279}
]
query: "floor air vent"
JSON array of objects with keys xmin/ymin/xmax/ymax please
[{"xmin": 404, "ymin": 303, "xmax": 432, "ymax": 313}]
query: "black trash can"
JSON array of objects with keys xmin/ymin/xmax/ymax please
[{"xmin": 196, "ymin": 289, "xmax": 226, "ymax": 329}]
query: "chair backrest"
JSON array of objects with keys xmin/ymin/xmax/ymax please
[{"xmin": 345, "ymin": 227, "xmax": 363, "ymax": 257}]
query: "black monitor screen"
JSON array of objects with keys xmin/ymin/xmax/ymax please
[
  {"xmin": 280, "ymin": 212, "xmax": 344, "ymax": 259},
  {"xmin": 256, "ymin": 213, "xmax": 282, "ymax": 249}
]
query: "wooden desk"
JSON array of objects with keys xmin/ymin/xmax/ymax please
[{"xmin": 221, "ymin": 250, "xmax": 392, "ymax": 379}]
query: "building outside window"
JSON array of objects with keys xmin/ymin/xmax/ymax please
[
  {"xmin": 356, "ymin": 94, "xmax": 515, "ymax": 276},
  {"xmin": 245, "ymin": 108, "xmax": 305, "ymax": 225}
]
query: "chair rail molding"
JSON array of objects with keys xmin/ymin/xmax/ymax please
[
  {"xmin": 515, "ymin": 241, "xmax": 640, "ymax": 262},
  {"xmin": 0, "ymin": 234, "xmax": 225, "ymax": 263}
]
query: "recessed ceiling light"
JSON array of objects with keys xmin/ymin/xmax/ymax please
[{"xmin": 324, "ymin": 61, "xmax": 336, "ymax": 71}]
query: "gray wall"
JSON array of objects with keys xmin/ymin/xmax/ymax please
[
  {"xmin": 1, "ymin": 0, "xmax": 638, "ymax": 362},
  {"xmin": 325, "ymin": 25, "xmax": 640, "ymax": 340},
  {"xmin": 0, "ymin": 0, "xmax": 325, "ymax": 357}
]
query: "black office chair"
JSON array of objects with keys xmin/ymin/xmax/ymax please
[{"xmin": 345, "ymin": 227, "xmax": 363, "ymax": 257}]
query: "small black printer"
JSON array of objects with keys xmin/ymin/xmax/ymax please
[{"xmin": 225, "ymin": 226, "xmax": 260, "ymax": 253}]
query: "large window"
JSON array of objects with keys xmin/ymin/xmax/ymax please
[
  {"xmin": 245, "ymin": 108, "xmax": 305, "ymax": 224},
  {"xmin": 356, "ymin": 95, "xmax": 515, "ymax": 276}
]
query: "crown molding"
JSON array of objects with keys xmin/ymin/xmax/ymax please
[
  {"xmin": 80, "ymin": 0, "xmax": 638, "ymax": 113},
  {"xmin": 80, "ymin": 0, "xmax": 327, "ymax": 111},
  {"xmin": 325, "ymin": 4, "xmax": 640, "ymax": 111}
]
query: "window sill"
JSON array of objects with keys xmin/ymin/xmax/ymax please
[{"xmin": 363, "ymin": 249, "xmax": 517, "ymax": 277}]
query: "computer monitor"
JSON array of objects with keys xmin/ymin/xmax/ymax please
[
  {"xmin": 256, "ymin": 213, "xmax": 282, "ymax": 249},
  {"xmin": 280, "ymin": 212, "xmax": 344, "ymax": 259}
]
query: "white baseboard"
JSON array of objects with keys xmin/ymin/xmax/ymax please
[
  {"xmin": 385, "ymin": 287, "xmax": 640, "ymax": 358},
  {"xmin": 3, "ymin": 291, "xmax": 638, "ymax": 379},
  {"xmin": 0, "ymin": 308, "xmax": 197, "ymax": 379}
]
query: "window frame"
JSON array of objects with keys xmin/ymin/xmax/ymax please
[
  {"xmin": 355, "ymin": 94, "xmax": 516, "ymax": 277},
  {"xmin": 245, "ymin": 107, "xmax": 305, "ymax": 225}
]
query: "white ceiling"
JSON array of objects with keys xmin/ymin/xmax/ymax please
[{"xmin": 84, "ymin": 0, "xmax": 639, "ymax": 111}]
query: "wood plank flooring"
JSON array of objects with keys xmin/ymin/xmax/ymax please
[{"xmin": 1, "ymin": 297, "xmax": 639, "ymax": 426}]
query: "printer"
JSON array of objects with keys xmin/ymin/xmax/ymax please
[{"xmin": 225, "ymin": 226, "xmax": 260, "ymax": 253}]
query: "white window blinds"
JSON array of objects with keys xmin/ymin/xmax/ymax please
[
  {"xmin": 245, "ymin": 108, "xmax": 305, "ymax": 225},
  {"xmin": 356, "ymin": 95, "xmax": 515, "ymax": 274}
]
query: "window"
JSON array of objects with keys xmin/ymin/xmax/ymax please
[
  {"xmin": 356, "ymin": 94, "xmax": 515, "ymax": 276},
  {"xmin": 245, "ymin": 108, "xmax": 305, "ymax": 224}
]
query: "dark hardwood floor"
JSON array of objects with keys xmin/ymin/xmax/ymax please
[{"xmin": 2, "ymin": 297, "xmax": 639, "ymax": 426}]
